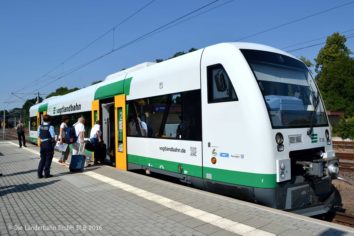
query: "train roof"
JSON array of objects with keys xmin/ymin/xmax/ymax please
[{"xmin": 29, "ymin": 42, "xmax": 300, "ymax": 116}]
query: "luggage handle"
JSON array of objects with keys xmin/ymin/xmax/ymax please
[{"xmin": 78, "ymin": 143, "xmax": 86, "ymax": 155}]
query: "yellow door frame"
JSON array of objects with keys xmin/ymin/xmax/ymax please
[
  {"xmin": 37, "ymin": 111, "xmax": 47, "ymax": 145},
  {"xmin": 114, "ymin": 94, "xmax": 127, "ymax": 170},
  {"xmin": 91, "ymin": 100, "xmax": 100, "ymax": 162},
  {"xmin": 36, "ymin": 112, "xmax": 41, "ymax": 145}
]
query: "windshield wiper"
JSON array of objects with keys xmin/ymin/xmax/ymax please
[{"xmin": 307, "ymin": 92, "xmax": 320, "ymax": 136}]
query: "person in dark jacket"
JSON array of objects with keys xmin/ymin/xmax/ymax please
[
  {"xmin": 37, "ymin": 115, "xmax": 56, "ymax": 178},
  {"xmin": 16, "ymin": 120, "xmax": 26, "ymax": 148}
]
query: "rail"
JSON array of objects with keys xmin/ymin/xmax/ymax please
[
  {"xmin": 333, "ymin": 141, "xmax": 354, "ymax": 150},
  {"xmin": 332, "ymin": 141, "xmax": 354, "ymax": 173},
  {"xmin": 333, "ymin": 212, "xmax": 354, "ymax": 227}
]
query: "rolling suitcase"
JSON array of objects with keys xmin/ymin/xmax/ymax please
[{"xmin": 69, "ymin": 155, "xmax": 86, "ymax": 172}]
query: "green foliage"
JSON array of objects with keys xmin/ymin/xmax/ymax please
[
  {"xmin": 315, "ymin": 33, "xmax": 353, "ymax": 116},
  {"xmin": 156, "ymin": 47, "xmax": 198, "ymax": 62},
  {"xmin": 171, "ymin": 51, "xmax": 186, "ymax": 58},
  {"xmin": 299, "ymin": 56, "xmax": 313, "ymax": 68},
  {"xmin": 317, "ymin": 57, "xmax": 354, "ymax": 116},
  {"xmin": 315, "ymin": 32, "xmax": 351, "ymax": 72},
  {"xmin": 91, "ymin": 80, "xmax": 102, "ymax": 85},
  {"xmin": 314, "ymin": 32, "xmax": 354, "ymax": 138},
  {"xmin": 333, "ymin": 117, "xmax": 354, "ymax": 139},
  {"xmin": 46, "ymin": 87, "xmax": 79, "ymax": 98}
]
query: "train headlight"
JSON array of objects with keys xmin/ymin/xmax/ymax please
[
  {"xmin": 275, "ymin": 133, "xmax": 284, "ymax": 145},
  {"xmin": 325, "ymin": 129, "xmax": 331, "ymax": 145},
  {"xmin": 275, "ymin": 133, "xmax": 284, "ymax": 152},
  {"xmin": 327, "ymin": 162, "xmax": 339, "ymax": 178}
]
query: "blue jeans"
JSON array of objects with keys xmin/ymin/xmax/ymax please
[{"xmin": 38, "ymin": 141, "xmax": 54, "ymax": 177}]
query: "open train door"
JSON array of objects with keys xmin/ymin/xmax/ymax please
[
  {"xmin": 36, "ymin": 110, "xmax": 47, "ymax": 145},
  {"xmin": 114, "ymin": 94, "xmax": 127, "ymax": 170},
  {"xmin": 91, "ymin": 100, "xmax": 100, "ymax": 162}
]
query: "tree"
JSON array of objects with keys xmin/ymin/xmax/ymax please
[
  {"xmin": 299, "ymin": 56, "xmax": 313, "ymax": 68},
  {"xmin": 315, "ymin": 33, "xmax": 353, "ymax": 115},
  {"xmin": 315, "ymin": 32, "xmax": 351, "ymax": 73},
  {"xmin": 156, "ymin": 47, "xmax": 198, "ymax": 62},
  {"xmin": 314, "ymin": 33, "xmax": 354, "ymax": 138},
  {"xmin": 91, "ymin": 80, "xmax": 102, "ymax": 85},
  {"xmin": 171, "ymin": 51, "xmax": 186, "ymax": 58},
  {"xmin": 188, "ymin": 48, "xmax": 198, "ymax": 53},
  {"xmin": 318, "ymin": 57, "xmax": 354, "ymax": 116},
  {"xmin": 46, "ymin": 87, "xmax": 79, "ymax": 98},
  {"xmin": 333, "ymin": 117, "xmax": 354, "ymax": 139}
]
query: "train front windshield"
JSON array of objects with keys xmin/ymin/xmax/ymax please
[{"xmin": 241, "ymin": 49, "xmax": 328, "ymax": 128}]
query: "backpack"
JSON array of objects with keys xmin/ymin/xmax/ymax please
[{"xmin": 64, "ymin": 126, "xmax": 77, "ymax": 144}]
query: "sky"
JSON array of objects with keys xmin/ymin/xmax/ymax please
[{"xmin": 1, "ymin": 0, "xmax": 353, "ymax": 110}]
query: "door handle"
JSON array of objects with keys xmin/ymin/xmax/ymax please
[{"xmin": 208, "ymin": 142, "xmax": 211, "ymax": 147}]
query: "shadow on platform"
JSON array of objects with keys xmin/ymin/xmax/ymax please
[{"xmin": 0, "ymin": 180, "xmax": 60, "ymax": 197}]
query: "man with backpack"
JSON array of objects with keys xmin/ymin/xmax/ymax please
[
  {"xmin": 73, "ymin": 117, "xmax": 85, "ymax": 155},
  {"xmin": 37, "ymin": 115, "xmax": 56, "ymax": 178},
  {"xmin": 58, "ymin": 115, "xmax": 70, "ymax": 164}
]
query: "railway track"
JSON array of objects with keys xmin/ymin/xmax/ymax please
[
  {"xmin": 333, "ymin": 141, "xmax": 354, "ymax": 150},
  {"xmin": 333, "ymin": 141, "xmax": 354, "ymax": 172},
  {"xmin": 337, "ymin": 152, "xmax": 354, "ymax": 173},
  {"xmin": 333, "ymin": 212, "xmax": 354, "ymax": 227}
]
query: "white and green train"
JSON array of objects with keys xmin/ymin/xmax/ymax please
[{"xmin": 29, "ymin": 42, "xmax": 340, "ymax": 216}]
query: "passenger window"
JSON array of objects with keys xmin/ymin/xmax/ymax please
[
  {"xmin": 207, "ymin": 64, "xmax": 238, "ymax": 103},
  {"xmin": 127, "ymin": 90, "xmax": 202, "ymax": 141}
]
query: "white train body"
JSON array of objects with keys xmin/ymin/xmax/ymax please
[{"xmin": 29, "ymin": 42, "xmax": 339, "ymax": 216}]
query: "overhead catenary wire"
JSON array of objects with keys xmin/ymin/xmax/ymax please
[
  {"xmin": 11, "ymin": 0, "xmax": 156, "ymax": 95},
  {"xmin": 151, "ymin": 0, "xmax": 235, "ymax": 35},
  {"xmin": 28, "ymin": 0, "xmax": 223, "ymax": 93},
  {"xmin": 236, "ymin": 0, "xmax": 354, "ymax": 41},
  {"xmin": 282, "ymin": 27, "xmax": 354, "ymax": 50},
  {"xmin": 7, "ymin": 1, "xmax": 353, "ymax": 105},
  {"xmin": 29, "ymin": 0, "xmax": 354, "ymax": 94},
  {"xmin": 288, "ymin": 33, "xmax": 354, "ymax": 52}
]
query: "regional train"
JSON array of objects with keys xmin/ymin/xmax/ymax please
[{"xmin": 29, "ymin": 42, "xmax": 340, "ymax": 216}]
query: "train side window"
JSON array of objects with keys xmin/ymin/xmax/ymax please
[
  {"xmin": 127, "ymin": 90, "xmax": 202, "ymax": 141},
  {"xmin": 30, "ymin": 116, "xmax": 38, "ymax": 131},
  {"xmin": 207, "ymin": 64, "xmax": 238, "ymax": 103}
]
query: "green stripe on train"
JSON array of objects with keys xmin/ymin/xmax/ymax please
[
  {"xmin": 128, "ymin": 154, "xmax": 277, "ymax": 188},
  {"xmin": 38, "ymin": 103, "xmax": 48, "ymax": 112},
  {"xmin": 94, "ymin": 77, "xmax": 133, "ymax": 100},
  {"xmin": 311, "ymin": 133, "xmax": 318, "ymax": 143},
  {"xmin": 29, "ymin": 136, "xmax": 37, "ymax": 143}
]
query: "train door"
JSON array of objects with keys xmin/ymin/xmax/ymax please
[
  {"xmin": 201, "ymin": 58, "xmax": 239, "ymax": 182},
  {"xmin": 114, "ymin": 94, "xmax": 127, "ymax": 170},
  {"xmin": 101, "ymin": 101, "xmax": 115, "ymax": 165},
  {"xmin": 36, "ymin": 112, "xmax": 41, "ymax": 145},
  {"xmin": 36, "ymin": 111, "xmax": 46, "ymax": 145},
  {"xmin": 91, "ymin": 100, "xmax": 100, "ymax": 162}
]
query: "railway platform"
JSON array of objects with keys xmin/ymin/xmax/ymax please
[{"xmin": 0, "ymin": 141, "xmax": 353, "ymax": 236}]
